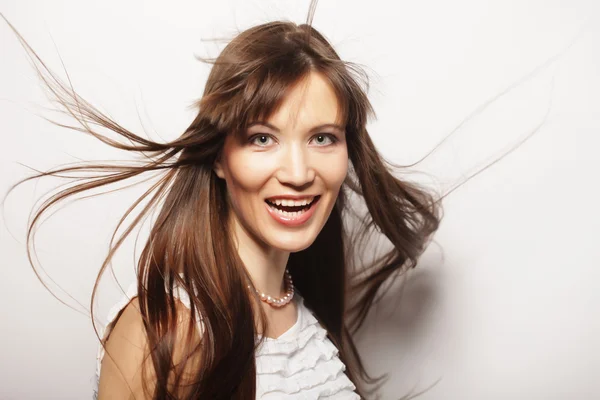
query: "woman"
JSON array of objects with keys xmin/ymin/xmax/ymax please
[{"xmin": 5, "ymin": 3, "xmax": 441, "ymax": 399}]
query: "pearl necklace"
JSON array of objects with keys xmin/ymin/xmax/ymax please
[{"xmin": 248, "ymin": 269, "xmax": 295, "ymax": 308}]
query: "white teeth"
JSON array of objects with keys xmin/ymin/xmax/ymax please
[
  {"xmin": 268, "ymin": 205, "xmax": 309, "ymax": 218},
  {"xmin": 268, "ymin": 196, "xmax": 315, "ymax": 207}
]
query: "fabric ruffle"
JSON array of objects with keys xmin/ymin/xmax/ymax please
[{"xmin": 256, "ymin": 294, "xmax": 360, "ymax": 399}]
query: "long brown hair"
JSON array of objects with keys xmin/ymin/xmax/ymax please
[{"xmin": 5, "ymin": 3, "xmax": 456, "ymax": 399}]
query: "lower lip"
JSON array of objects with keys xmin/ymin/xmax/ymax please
[{"xmin": 265, "ymin": 197, "xmax": 320, "ymax": 227}]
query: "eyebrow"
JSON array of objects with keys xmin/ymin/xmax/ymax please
[{"xmin": 247, "ymin": 121, "xmax": 345, "ymax": 134}]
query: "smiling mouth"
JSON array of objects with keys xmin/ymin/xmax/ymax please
[{"xmin": 265, "ymin": 195, "xmax": 321, "ymax": 214}]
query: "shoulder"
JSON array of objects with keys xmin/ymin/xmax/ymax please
[{"xmin": 96, "ymin": 296, "xmax": 203, "ymax": 399}]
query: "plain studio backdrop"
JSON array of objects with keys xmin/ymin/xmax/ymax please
[{"xmin": 0, "ymin": 0, "xmax": 598, "ymax": 399}]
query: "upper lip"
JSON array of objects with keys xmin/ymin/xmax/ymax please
[{"xmin": 265, "ymin": 194, "xmax": 320, "ymax": 201}]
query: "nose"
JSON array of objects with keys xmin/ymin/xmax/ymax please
[{"xmin": 276, "ymin": 143, "xmax": 315, "ymax": 188}]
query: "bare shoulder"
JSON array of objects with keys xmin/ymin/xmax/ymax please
[{"xmin": 97, "ymin": 296, "xmax": 204, "ymax": 400}]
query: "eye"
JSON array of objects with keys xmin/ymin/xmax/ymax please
[
  {"xmin": 249, "ymin": 134, "xmax": 275, "ymax": 147},
  {"xmin": 311, "ymin": 134, "xmax": 338, "ymax": 146}
]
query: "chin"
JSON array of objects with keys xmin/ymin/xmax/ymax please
[{"xmin": 266, "ymin": 234, "xmax": 318, "ymax": 253}]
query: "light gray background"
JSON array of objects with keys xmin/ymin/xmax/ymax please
[{"xmin": 1, "ymin": 0, "xmax": 598, "ymax": 399}]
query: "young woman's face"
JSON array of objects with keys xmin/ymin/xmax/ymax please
[{"xmin": 214, "ymin": 71, "xmax": 348, "ymax": 253}]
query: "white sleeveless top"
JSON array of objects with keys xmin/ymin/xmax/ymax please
[{"xmin": 93, "ymin": 281, "xmax": 360, "ymax": 399}]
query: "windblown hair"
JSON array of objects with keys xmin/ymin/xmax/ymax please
[{"xmin": 3, "ymin": 5, "xmax": 443, "ymax": 400}]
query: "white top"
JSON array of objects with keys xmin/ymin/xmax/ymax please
[{"xmin": 93, "ymin": 281, "xmax": 360, "ymax": 399}]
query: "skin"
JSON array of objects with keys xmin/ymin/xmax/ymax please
[{"xmin": 213, "ymin": 71, "xmax": 348, "ymax": 336}]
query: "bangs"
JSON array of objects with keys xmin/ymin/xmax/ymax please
[
  {"xmin": 199, "ymin": 62, "xmax": 351, "ymax": 137},
  {"xmin": 234, "ymin": 69, "xmax": 350, "ymax": 138}
]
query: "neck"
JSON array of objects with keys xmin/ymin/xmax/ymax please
[{"xmin": 230, "ymin": 215, "xmax": 290, "ymax": 297}]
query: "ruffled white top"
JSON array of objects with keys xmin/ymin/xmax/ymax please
[{"xmin": 93, "ymin": 281, "xmax": 360, "ymax": 399}]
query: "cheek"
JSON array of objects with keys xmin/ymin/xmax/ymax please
[
  {"xmin": 222, "ymin": 152, "xmax": 272, "ymax": 205},
  {"xmin": 316, "ymin": 150, "xmax": 348, "ymax": 190}
]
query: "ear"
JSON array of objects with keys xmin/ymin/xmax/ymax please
[{"xmin": 213, "ymin": 159, "xmax": 225, "ymax": 179}]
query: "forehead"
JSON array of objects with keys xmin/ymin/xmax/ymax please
[{"xmin": 264, "ymin": 72, "xmax": 344, "ymax": 130}]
